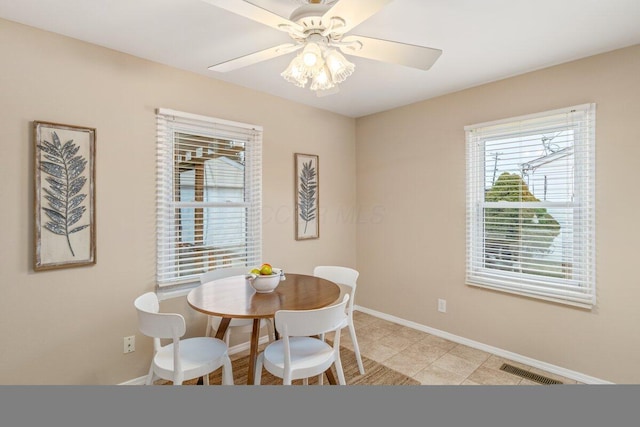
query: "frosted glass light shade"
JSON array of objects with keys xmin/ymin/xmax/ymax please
[
  {"xmin": 324, "ymin": 49, "xmax": 355, "ymax": 83},
  {"xmin": 301, "ymin": 42, "xmax": 322, "ymax": 67},
  {"xmin": 309, "ymin": 65, "xmax": 335, "ymax": 91},
  {"xmin": 281, "ymin": 42, "xmax": 356, "ymax": 91},
  {"xmin": 281, "ymin": 55, "xmax": 308, "ymax": 87}
]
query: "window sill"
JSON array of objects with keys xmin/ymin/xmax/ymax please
[
  {"xmin": 467, "ymin": 281, "xmax": 594, "ymax": 310},
  {"xmin": 156, "ymin": 281, "xmax": 199, "ymax": 301}
]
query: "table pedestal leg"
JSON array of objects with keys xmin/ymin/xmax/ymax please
[
  {"xmin": 247, "ymin": 318, "xmax": 261, "ymax": 385},
  {"xmin": 214, "ymin": 317, "xmax": 231, "ymax": 340},
  {"xmin": 324, "ymin": 368, "xmax": 337, "ymax": 385}
]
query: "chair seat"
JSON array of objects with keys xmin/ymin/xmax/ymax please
[
  {"xmin": 153, "ymin": 337, "xmax": 229, "ymax": 382},
  {"xmin": 263, "ymin": 337, "xmax": 335, "ymax": 379}
]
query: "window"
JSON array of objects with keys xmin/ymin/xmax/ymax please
[
  {"xmin": 465, "ymin": 104, "xmax": 595, "ymax": 308},
  {"xmin": 156, "ymin": 109, "xmax": 262, "ymax": 289}
]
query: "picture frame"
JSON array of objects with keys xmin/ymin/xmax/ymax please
[
  {"xmin": 34, "ymin": 121, "xmax": 96, "ymax": 271},
  {"xmin": 294, "ymin": 153, "xmax": 319, "ymax": 240}
]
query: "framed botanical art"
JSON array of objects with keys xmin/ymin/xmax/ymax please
[
  {"xmin": 295, "ymin": 153, "xmax": 319, "ymax": 240},
  {"xmin": 34, "ymin": 121, "xmax": 96, "ymax": 271}
]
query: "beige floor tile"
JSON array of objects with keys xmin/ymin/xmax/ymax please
[
  {"xmin": 338, "ymin": 336, "xmax": 355, "ymax": 351},
  {"xmin": 352, "ymin": 311, "xmax": 378, "ymax": 325},
  {"xmin": 378, "ymin": 333, "xmax": 416, "ymax": 351},
  {"xmin": 402, "ymin": 341, "xmax": 450, "ymax": 364},
  {"xmin": 383, "ymin": 351, "xmax": 432, "ymax": 377},
  {"xmin": 466, "ymin": 366, "xmax": 522, "ymax": 385},
  {"xmin": 432, "ymin": 353, "xmax": 482, "ymax": 378},
  {"xmin": 419, "ymin": 334, "xmax": 458, "ymax": 351},
  {"xmin": 448, "ymin": 344, "xmax": 491, "ymax": 365},
  {"xmin": 413, "ymin": 365, "xmax": 467, "ymax": 385},
  {"xmin": 368, "ymin": 318, "xmax": 405, "ymax": 334},
  {"xmin": 260, "ymin": 313, "xmax": 583, "ymax": 386},
  {"xmin": 348, "ymin": 331, "xmax": 378, "ymax": 346},
  {"xmin": 341, "ymin": 327, "xmax": 363, "ymax": 344},
  {"xmin": 353, "ymin": 318, "xmax": 373, "ymax": 331},
  {"xmin": 394, "ymin": 326, "xmax": 430, "ymax": 342},
  {"xmin": 357, "ymin": 325, "xmax": 395, "ymax": 341},
  {"xmin": 358, "ymin": 341, "xmax": 400, "ymax": 363}
]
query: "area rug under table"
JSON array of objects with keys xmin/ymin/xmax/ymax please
[{"xmin": 159, "ymin": 346, "xmax": 419, "ymax": 386}]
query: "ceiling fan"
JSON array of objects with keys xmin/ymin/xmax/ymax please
[{"xmin": 203, "ymin": 0, "xmax": 442, "ymax": 96}]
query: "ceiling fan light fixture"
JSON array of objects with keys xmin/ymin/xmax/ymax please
[
  {"xmin": 324, "ymin": 49, "xmax": 355, "ymax": 83},
  {"xmin": 309, "ymin": 65, "xmax": 335, "ymax": 91},
  {"xmin": 204, "ymin": 0, "xmax": 442, "ymax": 97},
  {"xmin": 282, "ymin": 42, "xmax": 354, "ymax": 91},
  {"xmin": 302, "ymin": 43, "xmax": 321, "ymax": 66},
  {"xmin": 281, "ymin": 55, "xmax": 308, "ymax": 88}
]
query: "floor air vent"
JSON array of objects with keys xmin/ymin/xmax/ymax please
[{"xmin": 499, "ymin": 363, "xmax": 563, "ymax": 385}]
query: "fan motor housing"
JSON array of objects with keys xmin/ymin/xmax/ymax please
[{"xmin": 289, "ymin": 4, "xmax": 331, "ymax": 27}]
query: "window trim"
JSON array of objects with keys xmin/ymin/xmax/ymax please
[
  {"xmin": 465, "ymin": 104, "xmax": 596, "ymax": 308},
  {"xmin": 155, "ymin": 108, "xmax": 263, "ymax": 292}
]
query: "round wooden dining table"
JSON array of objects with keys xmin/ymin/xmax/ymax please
[{"xmin": 187, "ymin": 273, "xmax": 341, "ymax": 385}]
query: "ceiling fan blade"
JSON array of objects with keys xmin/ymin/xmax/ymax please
[
  {"xmin": 340, "ymin": 35, "xmax": 442, "ymax": 70},
  {"xmin": 202, "ymin": 0, "xmax": 303, "ymax": 33},
  {"xmin": 209, "ymin": 43, "xmax": 302, "ymax": 72},
  {"xmin": 322, "ymin": 0, "xmax": 394, "ymax": 33}
]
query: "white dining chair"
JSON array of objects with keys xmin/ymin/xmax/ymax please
[
  {"xmin": 313, "ymin": 265, "xmax": 365, "ymax": 375},
  {"xmin": 134, "ymin": 292, "xmax": 233, "ymax": 385},
  {"xmin": 200, "ymin": 267, "xmax": 275, "ymax": 346},
  {"xmin": 254, "ymin": 294, "xmax": 350, "ymax": 385}
]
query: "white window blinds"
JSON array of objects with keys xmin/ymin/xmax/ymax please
[
  {"xmin": 465, "ymin": 104, "xmax": 596, "ymax": 308},
  {"xmin": 156, "ymin": 109, "xmax": 262, "ymax": 288}
]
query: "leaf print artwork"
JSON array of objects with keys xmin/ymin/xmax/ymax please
[
  {"xmin": 37, "ymin": 131, "xmax": 89, "ymax": 257},
  {"xmin": 298, "ymin": 160, "xmax": 317, "ymax": 233}
]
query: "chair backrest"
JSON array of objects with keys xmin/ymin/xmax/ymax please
[
  {"xmin": 313, "ymin": 266, "xmax": 359, "ymax": 312},
  {"xmin": 200, "ymin": 266, "xmax": 249, "ymax": 285},
  {"xmin": 134, "ymin": 292, "xmax": 186, "ymax": 340},
  {"xmin": 275, "ymin": 294, "xmax": 349, "ymax": 338}
]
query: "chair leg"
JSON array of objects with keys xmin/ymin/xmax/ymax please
[
  {"xmin": 254, "ymin": 353, "xmax": 264, "ymax": 385},
  {"xmin": 334, "ymin": 355, "xmax": 346, "ymax": 385},
  {"xmin": 349, "ymin": 319, "xmax": 365, "ymax": 374},
  {"xmin": 283, "ymin": 372, "xmax": 292, "ymax": 385},
  {"xmin": 302, "ymin": 377, "xmax": 309, "ymax": 385},
  {"xmin": 145, "ymin": 363, "xmax": 156, "ymax": 385},
  {"xmin": 203, "ymin": 372, "xmax": 210, "ymax": 386},
  {"xmin": 205, "ymin": 317, "xmax": 212, "ymax": 337},
  {"xmin": 266, "ymin": 319, "xmax": 276, "ymax": 342},
  {"xmin": 222, "ymin": 356, "xmax": 234, "ymax": 385},
  {"xmin": 173, "ymin": 372, "xmax": 184, "ymax": 385},
  {"xmin": 317, "ymin": 374, "xmax": 323, "ymax": 385}
]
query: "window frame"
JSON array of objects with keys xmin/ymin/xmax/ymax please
[
  {"xmin": 465, "ymin": 104, "xmax": 596, "ymax": 308},
  {"xmin": 155, "ymin": 108, "xmax": 263, "ymax": 295}
]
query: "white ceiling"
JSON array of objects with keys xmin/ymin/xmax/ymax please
[{"xmin": 1, "ymin": 0, "xmax": 639, "ymax": 118}]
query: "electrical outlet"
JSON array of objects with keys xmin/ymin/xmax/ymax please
[
  {"xmin": 438, "ymin": 299, "xmax": 447, "ymax": 313},
  {"xmin": 124, "ymin": 336, "xmax": 135, "ymax": 353}
]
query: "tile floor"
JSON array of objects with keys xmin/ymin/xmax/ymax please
[{"xmin": 326, "ymin": 311, "xmax": 581, "ymax": 385}]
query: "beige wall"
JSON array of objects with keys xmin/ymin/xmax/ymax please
[
  {"xmin": 0, "ymin": 19, "xmax": 356, "ymax": 384},
  {"xmin": 356, "ymin": 44, "xmax": 640, "ymax": 383},
  {"xmin": 2, "ymin": 15, "xmax": 639, "ymax": 385}
]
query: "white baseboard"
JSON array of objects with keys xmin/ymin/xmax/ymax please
[
  {"xmin": 354, "ymin": 304, "xmax": 613, "ymax": 385},
  {"xmin": 119, "ymin": 335, "xmax": 271, "ymax": 385}
]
